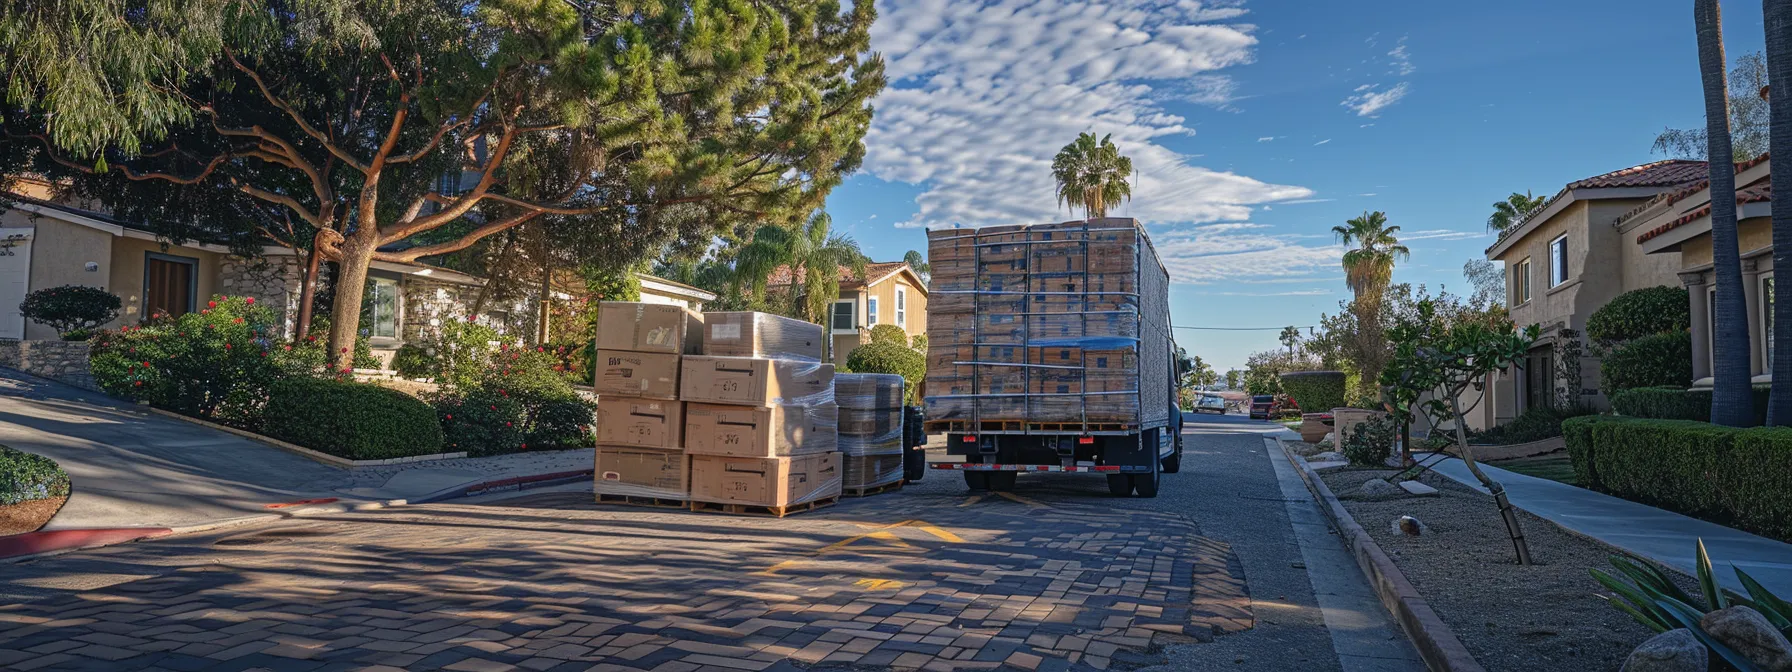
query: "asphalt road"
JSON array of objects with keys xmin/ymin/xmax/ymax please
[{"xmin": 0, "ymin": 410, "xmax": 1422, "ymax": 671}]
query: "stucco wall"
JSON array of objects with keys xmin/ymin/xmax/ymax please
[
  {"xmin": 107, "ymin": 237, "xmax": 223, "ymax": 325},
  {"xmin": 14, "ymin": 214, "xmax": 115, "ymax": 340}
]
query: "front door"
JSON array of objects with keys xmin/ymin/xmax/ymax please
[
  {"xmin": 145, "ymin": 254, "xmax": 197, "ymax": 319},
  {"xmin": 0, "ymin": 228, "xmax": 32, "ymax": 339}
]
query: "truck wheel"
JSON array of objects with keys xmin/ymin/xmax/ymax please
[
  {"xmin": 988, "ymin": 471, "xmax": 1017, "ymax": 492},
  {"xmin": 1161, "ymin": 449, "xmax": 1181, "ymax": 474},
  {"xmin": 1133, "ymin": 466, "xmax": 1161, "ymax": 498},
  {"xmin": 903, "ymin": 448, "xmax": 927, "ymax": 482},
  {"xmin": 1107, "ymin": 474, "xmax": 1132, "ymax": 497},
  {"xmin": 964, "ymin": 471, "xmax": 991, "ymax": 491}
]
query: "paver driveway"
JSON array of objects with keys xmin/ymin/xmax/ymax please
[{"xmin": 0, "ymin": 480, "xmax": 1250, "ymax": 672}]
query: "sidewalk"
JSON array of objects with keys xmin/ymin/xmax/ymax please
[
  {"xmin": 0, "ymin": 369, "xmax": 591, "ymax": 532},
  {"xmin": 1420, "ymin": 454, "xmax": 1792, "ymax": 596}
]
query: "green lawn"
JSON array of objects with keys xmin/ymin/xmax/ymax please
[{"xmin": 1487, "ymin": 453, "xmax": 1577, "ymax": 486}]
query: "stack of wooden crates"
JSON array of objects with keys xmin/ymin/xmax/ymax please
[
  {"xmin": 592, "ymin": 302, "xmax": 704, "ymax": 505},
  {"xmin": 679, "ymin": 312, "xmax": 842, "ymax": 515},
  {"xmin": 924, "ymin": 219, "xmax": 1168, "ymax": 432},
  {"xmin": 836, "ymin": 373, "xmax": 905, "ymax": 495}
]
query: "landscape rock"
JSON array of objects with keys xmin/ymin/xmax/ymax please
[
  {"xmin": 1391, "ymin": 515, "xmax": 1427, "ymax": 536},
  {"xmin": 1322, "ymin": 432, "xmax": 1335, "ymax": 444},
  {"xmin": 1398, "ymin": 480, "xmax": 1439, "ymax": 497},
  {"xmin": 1357, "ymin": 478, "xmax": 1404, "ymax": 501},
  {"xmin": 1622, "ymin": 629, "xmax": 1707, "ymax": 672},
  {"xmin": 1700, "ymin": 606, "xmax": 1792, "ymax": 671},
  {"xmin": 1307, "ymin": 451, "xmax": 1346, "ymax": 463}
]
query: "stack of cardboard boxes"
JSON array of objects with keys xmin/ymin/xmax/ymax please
[
  {"xmin": 680, "ymin": 312, "xmax": 844, "ymax": 512},
  {"xmin": 836, "ymin": 373, "xmax": 905, "ymax": 494},
  {"xmin": 593, "ymin": 302, "xmax": 705, "ymax": 502}
]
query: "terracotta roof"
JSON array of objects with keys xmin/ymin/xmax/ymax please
[
  {"xmin": 768, "ymin": 261, "xmax": 911, "ymax": 288},
  {"xmin": 1635, "ymin": 175, "xmax": 1773, "ymax": 244},
  {"xmin": 1563, "ymin": 160, "xmax": 1709, "ymax": 189}
]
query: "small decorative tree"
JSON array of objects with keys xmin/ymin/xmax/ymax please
[
  {"xmin": 1383, "ymin": 299, "xmax": 1540, "ymax": 565},
  {"xmin": 19, "ymin": 286, "xmax": 121, "ymax": 340},
  {"xmin": 846, "ymin": 325, "xmax": 926, "ymax": 405}
]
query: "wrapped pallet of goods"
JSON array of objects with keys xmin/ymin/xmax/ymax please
[
  {"xmin": 682, "ymin": 312, "xmax": 842, "ymax": 516},
  {"xmin": 836, "ymin": 373, "xmax": 905, "ymax": 496},
  {"xmin": 593, "ymin": 301, "xmax": 704, "ymax": 506},
  {"xmin": 923, "ymin": 219, "xmax": 1170, "ymax": 433}
]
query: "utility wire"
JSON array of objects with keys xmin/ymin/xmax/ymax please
[{"xmin": 1174, "ymin": 325, "xmax": 1316, "ymax": 331}]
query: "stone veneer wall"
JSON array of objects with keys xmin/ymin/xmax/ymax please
[
  {"xmin": 219, "ymin": 255, "xmax": 311, "ymax": 338},
  {"xmin": 401, "ymin": 277, "xmax": 480, "ymax": 344},
  {"xmin": 0, "ymin": 340, "xmax": 100, "ymax": 391}
]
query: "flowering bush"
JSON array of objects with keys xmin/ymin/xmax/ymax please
[
  {"xmin": 89, "ymin": 295, "xmax": 318, "ymax": 424},
  {"xmin": 433, "ymin": 388, "xmax": 526, "ymax": 456},
  {"xmin": 19, "ymin": 285, "xmax": 121, "ymax": 340},
  {"xmin": 405, "ymin": 318, "xmax": 499, "ymax": 386},
  {"xmin": 264, "ymin": 377, "xmax": 443, "ymax": 459},
  {"xmin": 428, "ymin": 344, "xmax": 593, "ymax": 454}
]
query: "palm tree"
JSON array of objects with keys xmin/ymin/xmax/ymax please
[
  {"xmin": 1052, "ymin": 132, "xmax": 1133, "ymax": 218},
  {"xmin": 1331, "ymin": 211, "xmax": 1410, "ymax": 300},
  {"xmin": 735, "ymin": 212, "xmax": 869, "ymax": 326},
  {"xmin": 1486, "ymin": 191, "xmax": 1549, "ymax": 233},
  {"xmin": 1696, "ymin": 0, "xmax": 1753, "ymax": 427},
  {"xmin": 1280, "ymin": 326, "xmax": 1301, "ymax": 356},
  {"xmin": 1767, "ymin": 2, "xmax": 1792, "ymax": 425}
]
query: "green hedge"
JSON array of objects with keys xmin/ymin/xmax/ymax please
[
  {"xmin": 1280, "ymin": 370, "xmax": 1346, "ymax": 413},
  {"xmin": 1609, "ymin": 386, "xmax": 1768, "ymax": 424},
  {"xmin": 263, "ymin": 378, "xmax": 444, "ymax": 460},
  {"xmin": 0, "ymin": 445, "xmax": 71, "ymax": 506},
  {"xmin": 1600, "ymin": 331, "xmax": 1693, "ymax": 393},
  {"xmin": 1586, "ymin": 285, "xmax": 1690, "ymax": 349},
  {"xmin": 1561, "ymin": 415, "xmax": 1792, "ymax": 542}
]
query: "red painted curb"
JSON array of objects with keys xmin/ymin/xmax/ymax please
[{"xmin": 0, "ymin": 528, "xmax": 174, "ymax": 560}]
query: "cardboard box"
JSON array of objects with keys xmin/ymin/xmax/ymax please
[
  {"xmin": 684, "ymin": 402, "xmax": 838, "ymax": 458},
  {"xmin": 688, "ymin": 452, "xmax": 842, "ymax": 507},
  {"xmin": 844, "ymin": 454, "xmax": 904, "ymax": 489},
  {"xmin": 594, "ymin": 350, "xmax": 680, "ymax": 400},
  {"xmin": 596, "ymin": 302, "xmax": 704, "ymax": 354},
  {"xmin": 702, "ymin": 312, "xmax": 825, "ymax": 361},
  {"xmin": 596, "ymin": 398, "xmax": 683, "ymax": 449},
  {"xmin": 595, "ymin": 446, "xmax": 688, "ymax": 499},
  {"xmin": 835, "ymin": 373, "xmax": 904, "ymax": 410},
  {"xmin": 680, "ymin": 355, "xmax": 835, "ymax": 407}
]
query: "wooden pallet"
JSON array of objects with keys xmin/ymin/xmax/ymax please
[
  {"xmin": 844, "ymin": 480, "xmax": 904, "ymax": 498},
  {"xmin": 687, "ymin": 496, "xmax": 840, "ymax": 518},
  {"xmin": 595, "ymin": 493, "xmax": 688, "ymax": 509}
]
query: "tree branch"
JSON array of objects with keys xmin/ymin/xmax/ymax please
[
  {"xmin": 226, "ymin": 47, "xmax": 371, "ymax": 174},
  {"xmin": 375, "ymin": 209, "xmax": 544, "ymax": 262}
]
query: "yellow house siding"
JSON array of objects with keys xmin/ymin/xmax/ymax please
[
  {"xmin": 9, "ymin": 212, "xmax": 116, "ymax": 340},
  {"xmin": 863, "ymin": 271, "xmax": 926, "ymax": 338},
  {"xmin": 108, "ymin": 237, "xmax": 223, "ymax": 326}
]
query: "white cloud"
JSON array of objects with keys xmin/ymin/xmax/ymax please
[
  {"xmin": 1148, "ymin": 224, "xmax": 1342, "ymax": 284},
  {"xmin": 867, "ymin": 0, "xmax": 1312, "ymax": 230},
  {"xmin": 1313, "ymin": 138, "xmax": 1331, "ymax": 146},
  {"xmin": 1212, "ymin": 288, "xmax": 1333, "ymax": 296},
  {"xmin": 1278, "ymin": 198, "xmax": 1335, "ymax": 204},
  {"xmin": 1388, "ymin": 37, "xmax": 1415, "ymax": 76},
  {"xmin": 1400, "ymin": 229, "xmax": 1488, "ymax": 241},
  {"xmin": 867, "ymin": 214, "xmax": 878, "ymax": 220},
  {"xmin": 1341, "ymin": 82, "xmax": 1410, "ymax": 117},
  {"xmin": 1358, "ymin": 192, "xmax": 1377, "ymax": 197},
  {"xmin": 1257, "ymin": 136, "xmax": 1276, "ymax": 142}
]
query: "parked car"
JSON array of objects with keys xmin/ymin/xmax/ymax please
[
  {"xmin": 1194, "ymin": 394, "xmax": 1226, "ymax": 414},
  {"xmin": 1249, "ymin": 395, "xmax": 1276, "ymax": 420}
]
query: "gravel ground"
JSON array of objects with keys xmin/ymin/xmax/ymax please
[{"xmin": 1321, "ymin": 467, "xmax": 1654, "ymax": 672}]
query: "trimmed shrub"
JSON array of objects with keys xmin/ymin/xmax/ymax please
[
  {"xmin": 0, "ymin": 445, "xmax": 71, "ymax": 505},
  {"xmin": 1341, "ymin": 413, "xmax": 1397, "ymax": 466},
  {"xmin": 1565, "ymin": 416, "xmax": 1792, "ymax": 542},
  {"xmin": 89, "ymin": 295, "xmax": 314, "ymax": 424},
  {"xmin": 1468, "ymin": 404, "xmax": 1596, "ymax": 445},
  {"xmin": 408, "ymin": 319, "xmax": 500, "ymax": 386},
  {"xmin": 846, "ymin": 338, "xmax": 926, "ymax": 405},
  {"xmin": 1600, "ymin": 331, "xmax": 1692, "ymax": 393},
  {"xmin": 1586, "ymin": 286, "xmax": 1690, "ymax": 349},
  {"xmin": 1609, "ymin": 386, "xmax": 1769, "ymax": 424},
  {"xmin": 1279, "ymin": 370, "xmax": 1346, "ymax": 413},
  {"xmin": 263, "ymin": 377, "xmax": 444, "ymax": 460},
  {"xmin": 19, "ymin": 285, "xmax": 121, "ymax": 339},
  {"xmin": 528, "ymin": 399, "xmax": 595, "ymax": 449},
  {"xmin": 391, "ymin": 344, "xmax": 434, "ymax": 379},
  {"xmin": 434, "ymin": 388, "xmax": 526, "ymax": 456}
]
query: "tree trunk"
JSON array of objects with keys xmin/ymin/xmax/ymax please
[
  {"xmin": 470, "ymin": 229, "xmax": 517, "ymax": 318},
  {"xmin": 1766, "ymin": 0, "xmax": 1792, "ymax": 424},
  {"xmin": 536, "ymin": 251, "xmax": 553, "ymax": 345},
  {"xmin": 1448, "ymin": 388, "xmax": 1533, "ymax": 565},
  {"xmin": 326, "ymin": 235, "xmax": 377, "ymax": 372},
  {"xmin": 1699, "ymin": 0, "xmax": 1755, "ymax": 427},
  {"xmin": 295, "ymin": 243, "xmax": 322, "ymax": 339}
]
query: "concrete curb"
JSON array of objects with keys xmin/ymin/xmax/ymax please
[
  {"xmin": 1280, "ymin": 443, "xmax": 1486, "ymax": 672},
  {"xmin": 144, "ymin": 408, "xmax": 467, "ymax": 468},
  {"xmin": 0, "ymin": 468, "xmax": 594, "ymax": 563}
]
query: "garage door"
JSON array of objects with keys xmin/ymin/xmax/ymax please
[{"xmin": 0, "ymin": 228, "xmax": 32, "ymax": 339}]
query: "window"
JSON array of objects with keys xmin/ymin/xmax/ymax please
[
  {"xmin": 1767, "ymin": 276, "xmax": 1776, "ymax": 367},
  {"xmin": 895, "ymin": 287, "xmax": 908, "ymax": 327},
  {"xmin": 367, "ymin": 277, "xmax": 400, "ymax": 339},
  {"xmin": 144, "ymin": 253, "xmax": 198, "ymax": 318},
  {"xmin": 1513, "ymin": 258, "xmax": 1532, "ymax": 304},
  {"xmin": 866, "ymin": 297, "xmax": 878, "ymax": 326},
  {"xmin": 831, "ymin": 300, "xmax": 855, "ymax": 332},
  {"xmin": 1549, "ymin": 234, "xmax": 1569, "ymax": 287}
]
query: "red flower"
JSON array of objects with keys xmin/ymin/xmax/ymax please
[
  {"xmin": 489, "ymin": 405, "xmax": 496, "ymax": 410},
  {"xmin": 208, "ymin": 301, "xmax": 217, "ymax": 309},
  {"xmin": 233, "ymin": 318, "xmax": 243, "ymax": 324},
  {"xmin": 505, "ymin": 422, "xmax": 512, "ymax": 427},
  {"xmin": 224, "ymin": 343, "xmax": 231, "ymax": 349},
  {"xmin": 245, "ymin": 297, "xmax": 254, "ymax": 305},
  {"xmin": 141, "ymin": 361, "xmax": 149, "ymax": 367},
  {"xmin": 340, "ymin": 348, "xmax": 348, "ymax": 353},
  {"xmin": 135, "ymin": 381, "xmax": 143, "ymax": 387},
  {"xmin": 445, "ymin": 414, "xmax": 453, "ymax": 420}
]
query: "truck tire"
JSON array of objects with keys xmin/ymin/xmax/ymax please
[
  {"xmin": 1161, "ymin": 449, "xmax": 1181, "ymax": 474},
  {"xmin": 1133, "ymin": 460, "xmax": 1161, "ymax": 498},
  {"xmin": 987, "ymin": 471, "xmax": 1017, "ymax": 491},
  {"xmin": 964, "ymin": 471, "xmax": 991, "ymax": 491},
  {"xmin": 903, "ymin": 447, "xmax": 926, "ymax": 482},
  {"xmin": 1107, "ymin": 474, "xmax": 1132, "ymax": 497}
]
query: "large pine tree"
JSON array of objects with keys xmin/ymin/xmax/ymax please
[{"xmin": 2, "ymin": 0, "xmax": 884, "ymax": 367}]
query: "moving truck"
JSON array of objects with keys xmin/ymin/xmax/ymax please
[{"xmin": 922, "ymin": 218, "xmax": 1182, "ymax": 497}]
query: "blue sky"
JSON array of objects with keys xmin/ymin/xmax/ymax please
[{"xmin": 824, "ymin": 0, "xmax": 1768, "ymax": 373}]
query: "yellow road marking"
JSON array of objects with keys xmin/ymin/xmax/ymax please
[
  {"xmin": 995, "ymin": 491, "xmax": 1051, "ymax": 509},
  {"xmin": 959, "ymin": 494, "xmax": 986, "ymax": 507},
  {"xmin": 854, "ymin": 578, "xmax": 906, "ymax": 591},
  {"xmin": 756, "ymin": 519, "xmax": 963, "ymax": 575},
  {"xmin": 913, "ymin": 524, "xmax": 965, "ymax": 543}
]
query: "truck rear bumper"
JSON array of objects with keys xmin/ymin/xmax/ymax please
[{"xmin": 931, "ymin": 463, "xmax": 1154, "ymax": 473}]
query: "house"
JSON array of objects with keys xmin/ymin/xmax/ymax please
[
  {"xmin": 768, "ymin": 261, "xmax": 929, "ymax": 364},
  {"xmin": 1631, "ymin": 153, "xmax": 1774, "ymax": 387},
  {"xmin": 1480, "ymin": 160, "xmax": 1707, "ymax": 425},
  {"xmin": 0, "ymin": 184, "xmax": 712, "ymax": 367}
]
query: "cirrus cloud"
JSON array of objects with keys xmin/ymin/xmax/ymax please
[{"xmin": 866, "ymin": 0, "xmax": 1313, "ymax": 230}]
